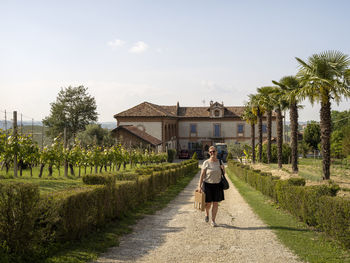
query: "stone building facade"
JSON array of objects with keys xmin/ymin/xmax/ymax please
[{"xmin": 113, "ymin": 101, "xmax": 277, "ymax": 152}]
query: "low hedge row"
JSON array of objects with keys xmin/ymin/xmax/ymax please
[
  {"xmin": 227, "ymin": 160, "xmax": 350, "ymax": 248},
  {"xmin": 0, "ymin": 160, "xmax": 199, "ymax": 263}
]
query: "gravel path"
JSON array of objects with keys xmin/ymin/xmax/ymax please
[{"xmin": 95, "ymin": 167, "xmax": 303, "ymax": 263}]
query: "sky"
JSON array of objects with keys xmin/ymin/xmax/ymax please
[{"xmin": 1, "ymin": 0, "xmax": 350, "ymax": 123}]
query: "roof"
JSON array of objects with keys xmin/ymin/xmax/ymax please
[
  {"xmin": 112, "ymin": 125, "xmax": 162, "ymax": 146},
  {"xmin": 114, "ymin": 101, "xmax": 247, "ymax": 118},
  {"xmin": 114, "ymin": 102, "xmax": 177, "ymax": 118}
]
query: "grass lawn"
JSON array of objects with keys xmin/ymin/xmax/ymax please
[
  {"xmin": 227, "ymin": 169, "xmax": 350, "ymax": 263},
  {"xmin": 0, "ymin": 164, "xmax": 141, "ymax": 193}
]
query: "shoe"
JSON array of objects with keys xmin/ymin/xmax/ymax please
[
  {"xmin": 205, "ymin": 216, "xmax": 209, "ymax": 223},
  {"xmin": 211, "ymin": 221, "xmax": 217, "ymax": 227}
]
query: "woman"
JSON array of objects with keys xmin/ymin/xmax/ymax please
[{"xmin": 197, "ymin": 146, "xmax": 225, "ymax": 227}]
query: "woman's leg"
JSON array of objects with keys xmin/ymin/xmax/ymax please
[
  {"xmin": 205, "ymin": 202, "xmax": 212, "ymax": 217},
  {"xmin": 211, "ymin": 202, "xmax": 219, "ymax": 222}
]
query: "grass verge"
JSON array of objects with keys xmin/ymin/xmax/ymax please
[
  {"xmin": 43, "ymin": 169, "xmax": 199, "ymax": 263},
  {"xmin": 226, "ymin": 169, "xmax": 350, "ymax": 263}
]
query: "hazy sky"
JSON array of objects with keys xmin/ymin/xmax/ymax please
[{"xmin": 1, "ymin": 0, "xmax": 350, "ymax": 123}]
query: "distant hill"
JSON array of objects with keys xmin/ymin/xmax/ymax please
[{"xmin": 0, "ymin": 121, "xmax": 116, "ymax": 130}]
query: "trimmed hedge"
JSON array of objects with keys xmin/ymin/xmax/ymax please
[
  {"xmin": 0, "ymin": 159, "xmax": 199, "ymax": 262},
  {"xmin": 227, "ymin": 160, "xmax": 350, "ymax": 248}
]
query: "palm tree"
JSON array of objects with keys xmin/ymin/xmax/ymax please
[
  {"xmin": 256, "ymin": 86, "xmax": 276, "ymax": 164},
  {"xmin": 249, "ymin": 94, "xmax": 264, "ymax": 162},
  {"xmin": 270, "ymin": 86, "xmax": 289, "ymax": 169},
  {"xmin": 296, "ymin": 50, "xmax": 350, "ymax": 180},
  {"xmin": 273, "ymin": 76, "xmax": 302, "ymax": 173},
  {"xmin": 242, "ymin": 104, "xmax": 257, "ymax": 163}
]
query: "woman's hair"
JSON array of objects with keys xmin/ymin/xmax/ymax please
[{"xmin": 209, "ymin": 146, "xmax": 216, "ymax": 152}]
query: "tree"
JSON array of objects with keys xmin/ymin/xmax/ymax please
[
  {"xmin": 269, "ymin": 85, "xmax": 289, "ymax": 169},
  {"xmin": 76, "ymin": 124, "xmax": 115, "ymax": 148},
  {"xmin": 296, "ymin": 50, "xmax": 350, "ymax": 179},
  {"xmin": 43, "ymin": 86, "xmax": 98, "ymax": 142},
  {"xmin": 256, "ymin": 86, "xmax": 276, "ymax": 164},
  {"xmin": 273, "ymin": 76, "xmax": 303, "ymax": 173},
  {"xmin": 303, "ymin": 121, "xmax": 321, "ymax": 151},
  {"xmin": 249, "ymin": 94, "xmax": 264, "ymax": 162},
  {"xmin": 241, "ymin": 104, "xmax": 257, "ymax": 163}
]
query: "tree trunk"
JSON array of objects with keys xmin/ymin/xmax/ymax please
[
  {"xmin": 267, "ymin": 110, "xmax": 272, "ymax": 164},
  {"xmin": 320, "ymin": 94, "xmax": 331, "ymax": 180},
  {"xmin": 251, "ymin": 123, "xmax": 256, "ymax": 163},
  {"xmin": 48, "ymin": 165, "xmax": 53, "ymax": 176},
  {"xmin": 258, "ymin": 108, "xmax": 263, "ymax": 162},
  {"xmin": 276, "ymin": 108, "xmax": 283, "ymax": 169},
  {"xmin": 69, "ymin": 164, "xmax": 75, "ymax": 176},
  {"xmin": 290, "ymin": 101, "xmax": 299, "ymax": 173},
  {"xmin": 39, "ymin": 164, "xmax": 45, "ymax": 178},
  {"xmin": 30, "ymin": 165, "xmax": 33, "ymax": 177}
]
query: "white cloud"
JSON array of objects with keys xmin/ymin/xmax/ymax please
[
  {"xmin": 129, "ymin": 41, "xmax": 148, "ymax": 54},
  {"xmin": 107, "ymin": 39, "xmax": 125, "ymax": 48}
]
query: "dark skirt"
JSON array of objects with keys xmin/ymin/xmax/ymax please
[{"xmin": 203, "ymin": 182, "xmax": 224, "ymax": 203}]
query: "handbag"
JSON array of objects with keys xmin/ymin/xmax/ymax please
[{"xmin": 219, "ymin": 159, "xmax": 229, "ymax": 190}]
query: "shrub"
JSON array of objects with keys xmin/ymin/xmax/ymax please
[
  {"xmin": 227, "ymin": 160, "xmax": 350, "ymax": 248},
  {"xmin": 258, "ymin": 143, "xmax": 291, "ymax": 164},
  {"xmin": 191, "ymin": 152, "xmax": 198, "ymax": 160},
  {"xmin": 82, "ymin": 174, "xmax": 116, "ymax": 185},
  {"xmin": 0, "ymin": 183, "xmax": 40, "ymax": 260},
  {"xmin": 167, "ymin": 149, "xmax": 176, "ymax": 163}
]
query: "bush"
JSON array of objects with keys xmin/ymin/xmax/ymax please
[
  {"xmin": 258, "ymin": 143, "xmax": 291, "ymax": 164},
  {"xmin": 0, "ymin": 183, "xmax": 40, "ymax": 261},
  {"xmin": 82, "ymin": 174, "xmax": 116, "ymax": 185},
  {"xmin": 0, "ymin": 159, "xmax": 199, "ymax": 262},
  {"xmin": 191, "ymin": 152, "xmax": 198, "ymax": 160},
  {"xmin": 227, "ymin": 160, "xmax": 350, "ymax": 248},
  {"xmin": 167, "ymin": 149, "xmax": 176, "ymax": 163}
]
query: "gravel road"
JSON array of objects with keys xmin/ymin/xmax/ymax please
[{"xmin": 95, "ymin": 167, "xmax": 303, "ymax": 263}]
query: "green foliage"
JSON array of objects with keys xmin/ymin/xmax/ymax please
[
  {"xmin": 0, "ymin": 160, "xmax": 199, "ymax": 262},
  {"xmin": 303, "ymin": 121, "xmax": 321, "ymax": 151},
  {"xmin": 167, "ymin": 148, "xmax": 176, "ymax": 163},
  {"xmin": 76, "ymin": 124, "xmax": 114, "ymax": 148},
  {"xmin": 0, "ymin": 183, "xmax": 40, "ymax": 262},
  {"xmin": 82, "ymin": 174, "xmax": 116, "ymax": 185},
  {"xmin": 191, "ymin": 151, "xmax": 198, "ymax": 160},
  {"xmin": 258, "ymin": 143, "xmax": 291, "ymax": 164},
  {"xmin": 298, "ymin": 140, "xmax": 311, "ymax": 158},
  {"xmin": 42, "ymin": 86, "xmax": 98, "ymax": 141},
  {"xmin": 331, "ymin": 129, "xmax": 344, "ymax": 158},
  {"xmin": 227, "ymin": 160, "xmax": 350, "ymax": 248}
]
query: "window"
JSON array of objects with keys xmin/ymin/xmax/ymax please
[
  {"xmin": 238, "ymin": 124, "xmax": 244, "ymax": 136},
  {"xmin": 214, "ymin": 110, "xmax": 220, "ymax": 117},
  {"xmin": 214, "ymin": 124, "xmax": 221, "ymax": 137},
  {"xmin": 190, "ymin": 124, "xmax": 197, "ymax": 133},
  {"xmin": 262, "ymin": 124, "xmax": 267, "ymax": 133}
]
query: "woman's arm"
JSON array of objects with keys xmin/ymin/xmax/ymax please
[{"xmin": 197, "ymin": 168, "xmax": 206, "ymax": 192}]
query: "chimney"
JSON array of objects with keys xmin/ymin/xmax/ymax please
[{"xmin": 176, "ymin": 101, "xmax": 180, "ymax": 116}]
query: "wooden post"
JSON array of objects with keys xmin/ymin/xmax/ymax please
[
  {"xmin": 41, "ymin": 125, "xmax": 44, "ymax": 149},
  {"xmin": 13, "ymin": 111, "xmax": 18, "ymax": 177},
  {"xmin": 64, "ymin": 127, "xmax": 68, "ymax": 177}
]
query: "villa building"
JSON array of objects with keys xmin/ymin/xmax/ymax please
[{"xmin": 112, "ymin": 101, "xmax": 277, "ymax": 152}]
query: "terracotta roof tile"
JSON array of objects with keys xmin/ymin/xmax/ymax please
[
  {"xmin": 114, "ymin": 101, "xmax": 275, "ymax": 118},
  {"xmin": 112, "ymin": 125, "xmax": 162, "ymax": 146}
]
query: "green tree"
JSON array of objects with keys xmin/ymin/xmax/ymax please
[
  {"xmin": 296, "ymin": 50, "xmax": 350, "ymax": 179},
  {"xmin": 256, "ymin": 86, "xmax": 276, "ymax": 164},
  {"xmin": 273, "ymin": 76, "xmax": 303, "ymax": 173},
  {"xmin": 249, "ymin": 94, "xmax": 265, "ymax": 162},
  {"xmin": 43, "ymin": 86, "xmax": 98, "ymax": 141},
  {"xmin": 303, "ymin": 121, "xmax": 321, "ymax": 151},
  {"xmin": 241, "ymin": 104, "xmax": 257, "ymax": 163},
  {"xmin": 76, "ymin": 124, "xmax": 115, "ymax": 148}
]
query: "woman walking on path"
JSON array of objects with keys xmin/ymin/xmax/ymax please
[{"xmin": 197, "ymin": 146, "xmax": 225, "ymax": 227}]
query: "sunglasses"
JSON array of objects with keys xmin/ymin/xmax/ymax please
[{"xmin": 209, "ymin": 151, "xmax": 216, "ymax": 153}]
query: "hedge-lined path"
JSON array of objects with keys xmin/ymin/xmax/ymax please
[{"xmin": 95, "ymin": 164, "xmax": 303, "ymax": 263}]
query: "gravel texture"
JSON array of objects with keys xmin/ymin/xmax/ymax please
[{"xmin": 95, "ymin": 166, "xmax": 303, "ymax": 263}]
